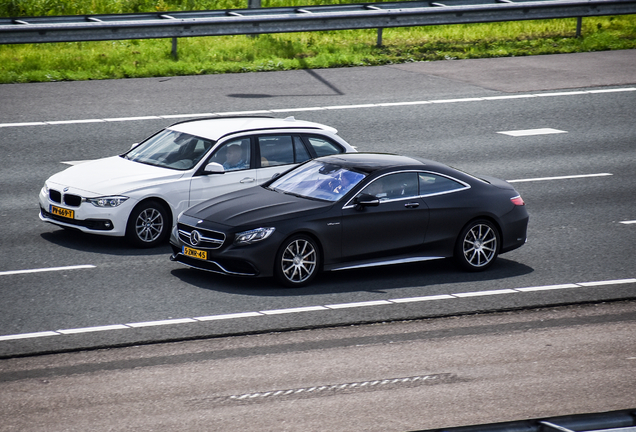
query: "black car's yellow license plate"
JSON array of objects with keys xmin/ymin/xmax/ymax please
[
  {"xmin": 50, "ymin": 205, "xmax": 74, "ymax": 219},
  {"xmin": 183, "ymin": 246, "xmax": 207, "ymax": 260}
]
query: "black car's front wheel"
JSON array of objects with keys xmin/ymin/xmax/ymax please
[
  {"xmin": 275, "ymin": 235, "xmax": 320, "ymax": 287},
  {"xmin": 455, "ymin": 219, "xmax": 500, "ymax": 271},
  {"xmin": 126, "ymin": 200, "xmax": 170, "ymax": 248}
]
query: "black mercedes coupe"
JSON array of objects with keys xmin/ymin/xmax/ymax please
[{"xmin": 170, "ymin": 153, "xmax": 528, "ymax": 287}]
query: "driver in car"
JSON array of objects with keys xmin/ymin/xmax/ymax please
[{"xmin": 223, "ymin": 144, "xmax": 248, "ymax": 171}]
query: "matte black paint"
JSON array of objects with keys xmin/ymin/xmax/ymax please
[{"xmin": 170, "ymin": 154, "xmax": 529, "ymax": 282}]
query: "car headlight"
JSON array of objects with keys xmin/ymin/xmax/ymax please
[
  {"xmin": 234, "ymin": 227, "xmax": 276, "ymax": 246},
  {"xmin": 86, "ymin": 196, "xmax": 129, "ymax": 207}
]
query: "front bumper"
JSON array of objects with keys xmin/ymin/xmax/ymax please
[
  {"xmin": 169, "ymin": 221, "xmax": 280, "ymax": 278},
  {"xmin": 38, "ymin": 186, "xmax": 131, "ymax": 237},
  {"xmin": 170, "ymin": 246, "xmax": 260, "ymax": 277}
]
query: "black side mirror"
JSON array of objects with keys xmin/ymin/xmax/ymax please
[{"xmin": 354, "ymin": 193, "xmax": 380, "ymax": 210}]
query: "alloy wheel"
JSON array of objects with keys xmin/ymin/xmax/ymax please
[
  {"xmin": 280, "ymin": 237, "xmax": 318, "ymax": 285},
  {"xmin": 461, "ymin": 222, "xmax": 498, "ymax": 269},
  {"xmin": 135, "ymin": 207, "xmax": 164, "ymax": 243}
]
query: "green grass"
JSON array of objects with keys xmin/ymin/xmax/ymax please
[{"xmin": 1, "ymin": 0, "xmax": 635, "ymax": 84}]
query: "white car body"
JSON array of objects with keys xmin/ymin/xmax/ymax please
[{"xmin": 39, "ymin": 116, "xmax": 356, "ymax": 247}]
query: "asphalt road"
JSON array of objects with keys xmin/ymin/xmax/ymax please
[
  {"xmin": 1, "ymin": 301, "xmax": 635, "ymax": 431},
  {"xmin": 0, "ymin": 50, "xmax": 635, "ymax": 358}
]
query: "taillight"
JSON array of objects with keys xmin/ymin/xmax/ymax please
[{"xmin": 511, "ymin": 195, "xmax": 525, "ymax": 206}]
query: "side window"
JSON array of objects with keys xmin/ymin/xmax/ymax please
[
  {"xmin": 306, "ymin": 136, "xmax": 344, "ymax": 157},
  {"xmin": 359, "ymin": 173, "xmax": 419, "ymax": 201},
  {"xmin": 419, "ymin": 173, "xmax": 465, "ymax": 195},
  {"xmin": 209, "ymin": 138, "xmax": 251, "ymax": 171},
  {"xmin": 294, "ymin": 136, "xmax": 311, "ymax": 163},
  {"xmin": 258, "ymin": 135, "xmax": 295, "ymax": 167}
]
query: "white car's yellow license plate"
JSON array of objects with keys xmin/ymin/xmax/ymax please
[
  {"xmin": 183, "ymin": 246, "xmax": 207, "ymax": 260},
  {"xmin": 50, "ymin": 205, "xmax": 74, "ymax": 219}
]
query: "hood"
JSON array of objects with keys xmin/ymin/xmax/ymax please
[
  {"xmin": 185, "ymin": 187, "xmax": 331, "ymax": 227},
  {"xmin": 46, "ymin": 156, "xmax": 185, "ymax": 196}
]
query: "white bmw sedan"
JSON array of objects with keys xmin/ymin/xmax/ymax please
[{"xmin": 39, "ymin": 116, "xmax": 357, "ymax": 247}]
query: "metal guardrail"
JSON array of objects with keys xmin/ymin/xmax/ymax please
[
  {"xmin": 419, "ymin": 409, "xmax": 636, "ymax": 432},
  {"xmin": 1, "ymin": 0, "xmax": 636, "ymax": 45}
]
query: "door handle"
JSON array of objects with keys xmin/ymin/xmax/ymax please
[
  {"xmin": 240, "ymin": 177, "xmax": 256, "ymax": 183},
  {"xmin": 405, "ymin": 202, "xmax": 420, "ymax": 208}
]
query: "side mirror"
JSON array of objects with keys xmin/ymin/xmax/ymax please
[
  {"xmin": 130, "ymin": 142, "xmax": 140, "ymax": 149},
  {"xmin": 354, "ymin": 193, "xmax": 380, "ymax": 209},
  {"xmin": 203, "ymin": 162, "xmax": 225, "ymax": 174}
]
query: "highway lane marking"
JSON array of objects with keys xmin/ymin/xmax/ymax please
[
  {"xmin": 1, "ymin": 87, "xmax": 635, "ymax": 128},
  {"xmin": 1, "ymin": 277, "xmax": 634, "ymax": 343},
  {"xmin": 0, "ymin": 265, "xmax": 96, "ymax": 277},
  {"xmin": 620, "ymin": 220, "xmax": 636, "ymax": 225},
  {"xmin": 497, "ymin": 128, "xmax": 567, "ymax": 137},
  {"xmin": 61, "ymin": 160, "xmax": 91, "ymax": 166},
  {"xmin": 507, "ymin": 173, "xmax": 613, "ymax": 183}
]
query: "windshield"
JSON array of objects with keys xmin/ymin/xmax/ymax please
[
  {"xmin": 269, "ymin": 160, "xmax": 367, "ymax": 202},
  {"xmin": 124, "ymin": 129, "xmax": 215, "ymax": 170}
]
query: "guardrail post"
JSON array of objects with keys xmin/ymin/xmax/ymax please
[
  {"xmin": 172, "ymin": 37, "xmax": 178, "ymax": 60},
  {"xmin": 248, "ymin": 0, "xmax": 261, "ymax": 8},
  {"xmin": 377, "ymin": 28, "xmax": 383, "ymax": 47},
  {"xmin": 576, "ymin": 16, "xmax": 582, "ymax": 37}
]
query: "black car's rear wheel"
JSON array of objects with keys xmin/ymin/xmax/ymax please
[
  {"xmin": 455, "ymin": 219, "xmax": 499, "ymax": 271},
  {"xmin": 126, "ymin": 200, "xmax": 170, "ymax": 248},
  {"xmin": 275, "ymin": 235, "xmax": 320, "ymax": 287}
]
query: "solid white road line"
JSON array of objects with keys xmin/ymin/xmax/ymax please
[
  {"xmin": 2, "ymin": 87, "xmax": 635, "ymax": 128},
  {"xmin": 0, "ymin": 265, "xmax": 96, "ymax": 277},
  {"xmin": 1, "ymin": 278, "xmax": 634, "ymax": 343},
  {"xmin": 507, "ymin": 173, "xmax": 613, "ymax": 183}
]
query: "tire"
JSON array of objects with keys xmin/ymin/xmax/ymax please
[
  {"xmin": 275, "ymin": 235, "xmax": 320, "ymax": 287},
  {"xmin": 126, "ymin": 200, "xmax": 170, "ymax": 248},
  {"xmin": 455, "ymin": 219, "xmax": 500, "ymax": 271}
]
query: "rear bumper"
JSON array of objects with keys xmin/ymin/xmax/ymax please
[{"xmin": 500, "ymin": 207, "xmax": 529, "ymax": 254}]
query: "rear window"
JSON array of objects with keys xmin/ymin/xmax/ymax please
[{"xmin": 306, "ymin": 136, "xmax": 343, "ymax": 157}]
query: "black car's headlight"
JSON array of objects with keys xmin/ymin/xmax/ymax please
[
  {"xmin": 234, "ymin": 227, "xmax": 276, "ymax": 246},
  {"xmin": 86, "ymin": 196, "xmax": 129, "ymax": 207}
]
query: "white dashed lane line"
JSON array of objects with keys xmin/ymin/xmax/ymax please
[
  {"xmin": 0, "ymin": 278, "xmax": 634, "ymax": 342},
  {"xmin": 497, "ymin": 128, "xmax": 567, "ymax": 137},
  {"xmin": 1, "ymin": 87, "xmax": 635, "ymax": 129}
]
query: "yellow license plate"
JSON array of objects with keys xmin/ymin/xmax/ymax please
[
  {"xmin": 183, "ymin": 246, "xmax": 207, "ymax": 260},
  {"xmin": 50, "ymin": 205, "xmax": 74, "ymax": 219}
]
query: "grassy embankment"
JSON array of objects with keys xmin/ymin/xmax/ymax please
[{"xmin": 1, "ymin": 0, "xmax": 635, "ymax": 84}]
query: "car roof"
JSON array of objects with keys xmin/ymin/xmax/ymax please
[
  {"xmin": 167, "ymin": 116, "xmax": 337, "ymax": 142},
  {"xmin": 315, "ymin": 153, "xmax": 444, "ymax": 174}
]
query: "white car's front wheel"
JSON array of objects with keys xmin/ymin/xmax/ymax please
[{"xmin": 126, "ymin": 200, "xmax": 170, "ymax": 248}]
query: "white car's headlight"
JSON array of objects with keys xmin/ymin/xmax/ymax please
[
  {"xmin": 86, "ymin": 196, "xmax": 129, "ymax": 207},
  {"xmin": 234, "ymin": 227, "xmax": 276, "ymax": 246}
]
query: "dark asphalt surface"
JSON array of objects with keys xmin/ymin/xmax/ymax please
[{"xmin": 0, "ymin": 50, "xmax": 634, "ymax": 357}]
